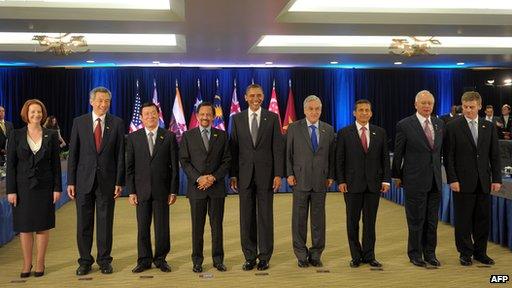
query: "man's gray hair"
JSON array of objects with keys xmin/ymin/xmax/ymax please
[
  {"xmin": 303, "ymin": 95, "xmax": 322, "ymax": 109},
  {"xmin": 89, "ymin": 86, "xmax": 112, "ymax": 101},
  {"xmin": 415, "ymin": 90, "xmax": 434, "ymax": 102}
]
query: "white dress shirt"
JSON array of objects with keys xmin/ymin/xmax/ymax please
[
  {"xmin": 92, "ymin": 111, "xmax": 106, "ymax": 136},
  {"xmin": 416, "ymin": 112, "xmax": 435, "ymax": 141},
  {"xmin": 355, "ymin": 121, "xmax": 370, "ymax": 147}
]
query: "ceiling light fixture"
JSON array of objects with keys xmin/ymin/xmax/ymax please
[
  {"xmin": 32, "ymin": 33, "xmax": 89, "ymax": 55},
  {"xmin": 86, "ymin": 60, "xmax": 95, "ymax": 63},
  {"xmin": 330, "ymin": 61, "xmax": 338, "ymax": 64},
  {"xmin": 265, "ymin": 61, "xmax": 273, "ymax": 65},
  {"xmin": 456, "ymin": 62, "xmax": 465, "ymax": 65},
  {"xmin": 389, "ymin": 36, "xmax": 441, "ymax": 56},
  {"xmin": 394, "ymin": 61, "xmax": 402, "ymax": 65}
]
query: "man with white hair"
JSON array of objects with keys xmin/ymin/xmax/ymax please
[
  {"xmin": 392, "ymin": 90, "xmax": 445, "ymax": 268},
  {"xmin": 286, "ymin": 95, "xmax": 335, "ymax": 268}
]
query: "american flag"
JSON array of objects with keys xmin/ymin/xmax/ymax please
[
  {"xmin": 188, "ymin": 79, "xmax": 203, "ymax": 129},
  {"xmin": 213, "ymin": 79, "xmax": 225, "ymax": 130},
  {"xmin": 169, "ymin": 80, "xmax": 188, "ymax": 142},
  {"xmin": 228, "ymin": 79, "xmax": 240, "ymax": 134},
  {"xmin": 129, "ymin": 79, "xmax": 143, "ymax": 133},
  {"xmin": 152, "ymin": 79, "xmax": 165, "ymax": 128},
  {"xmin": 268, "ymin": 80, "xmax": 283, "ymax": 133}
]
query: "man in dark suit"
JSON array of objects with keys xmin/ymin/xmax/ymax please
[
  {"xmin": 444, "ymin": 91, "xmax": 501, "ymax": 266},
  {"xmin": 484, "ymin": 105, "xmax": 500, "ymax": 126},
  {"xmin": 497, "ymin": 104, "xmax": 512, "ymax": 139},
  {"xmin": 126, "ymin": 102, "xmax": 179, "ymax": 273},
  {"xmin": 337, "ymin": 99, "xmax": 390, "ymax": 268},
  {"xmin": 0, "ymin": 105, "xmax": 14, "ymax": 165},
  {"xmin": 67, "ymin": 86, "xmax": 125, "ymax": 275},
  {"xmin": 439, "ymin": 105, "xmax": 459, "ymax": 124},
  {"xmin": 286, "ymin": 95, "xmax": 335, "ymax": 268},
  {"xmin": 180, "ymin": 102, "xmax": 231, "ymax": 273},
  {"xmin": 230, "ymin": 83, "xmax": 284, "ymax": 271},
  {"xmin": 392, "ymin": 90, "xmax": 444, "ymax": 268}
]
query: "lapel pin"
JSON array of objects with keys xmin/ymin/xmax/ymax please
[
  {"xmin": 106, "ymin": 126, "xmax": 110, "ymax": 130},
  {"xmin": 482, "ymin": 125, "xmax": 486, "ymax": 128},
  {"xmin": 372, "ymin": 132, "xmax": 376, "ymax": 135},
  {"xmin": 160, "ymin": 135, "xmax": 164, "ymax": 139},
  {"xmin": 44, "ymin": 134, "xmax": 48, "ymax": 138},
  {"xmin": 264, "ymin": 118, "xmax": 267, "ymax": 121},
  {"xmin": 321, "ymin": 129, "xmax": 326, "ymax": 133},
  {"xmin": 214, "ymin": 134, "xmax": 218, "ymax": 137}
]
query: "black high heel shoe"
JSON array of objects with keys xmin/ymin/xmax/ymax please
[
  {"xmin": 34, "ymin": 266, "xmax": 45, "ymax": 277},
  {"xmin": 20, "ymin": 265, "xmax": 32, "ymax": 278}
]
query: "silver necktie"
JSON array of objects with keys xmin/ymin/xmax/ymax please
[
  {"xmin": 469, "ymin": 120, "xmax": 478, "ymax": 145},
  {"xmin": 251, "ymin": 112, "xmax": 258, "ymax": 145},
  {"xmin": 148, "ymin": 131, "xmax": 154, "ymax": 156},
  {"xmin": 202, "ymin": 129, "xmax": 209, "ymax": 151}
]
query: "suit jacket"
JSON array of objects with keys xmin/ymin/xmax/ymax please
[
  {"xmin": 286, "ymin": 119, "xmax": 335, "ymax": 192},
  {"xmin": 126, "ymin": 127, "xmax": 179, "ymax": 201},
  {"xmin": 439, "ymin": 113, "xmax": 459, "ymax": 124},
  {"xmin": 336, "ymin": 123, "xmax": 391, "ymax": 194},
  {"xmin": 497, "ymin": 115, "xmax": 512, "ymax": 139},
  {"xmin": 391, "ymin": 114, "xmax": 444, "ymax": 192},
  {"xmin": 230, "ymin": 109, "xmax": 284, "ymax": 190},
  {"xmin": 180, "ymin": 127, "xmax": 231, "ymax": 199},
  {"xmin": 6, "ymin": 127, "xmax": 62, "ymax": 194},
  {"xmin": 484, "ymin": 116, "xmax": 501, "ymax": 126},
  {"xmin": 0, "ymin": 120, "xmax": 14, "ymax": 152},
  {"xmin": 444, "ymin": 117, "xmax": 501, "ymax": 194},
  {"xmin": 67, "ymin": 113, "xmax": 125, "ymax": 196}
]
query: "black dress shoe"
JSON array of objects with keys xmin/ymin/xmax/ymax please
[
  {"xmin": 474, "ymin": 255, "xmax": 495, "ymax": 265},
  {"xmin": 213, "ymin": 263, "xmax": 227, "ymax": 272},
  {"xmin": 192, "ymin": 264, "xmax": 203, "ymax": 273},
  {"xmin": 297, "ymin": 260, "xmax": 309, "ymax": 268},
  {"xmin": 350, "ymin": 259, "xmax": 362, "ymax": 268},
  {"xmin": 308, "ymin": 258, "xmax": 323, "ymax": 267},
  {"xmin": 410, "ymin": 259, "xmax": 427, "ymax": 267},
  {"xmin": 156, "ymin": 262, "xmax": 171, "ymax": 272},
  {"xmin": 459, "ymin": 256, "xmax": 473, "ymax": 266},
  {"xmin": 34, "ymin": 266, "xmax": 45, "ymax": 277},
  {"xmin": 20, "ymin": 265, "xmax": 32, "ymax": 278},
  {"xmin": 366, "ymin": 259, "xmax": 382, "ymax": 267},
  {"xmin": 242, "ymin": 260, "xmax": 256, "ymax": 271},
  {"xmin": 132, "ymin": 263, "xmax": 151, "ymax": 273},
  {"xmin": 257, "ymin": 260, "xmax": 269, "ymax": 270},
  {"xmin": 100, "ymin": 264, "xmax": 113, "ymax": 274},
  {"xmin": 425, "ymin": 257, "xmax": 441, "ymax": 267},
  {"xmin": 76, "ymin": 265, "xmax": 91, "ymax": 276}
]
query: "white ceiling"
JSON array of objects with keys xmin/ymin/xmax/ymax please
[{"xmin": 0, "ymin": 0, "xmax": 511, "ymax": 68}]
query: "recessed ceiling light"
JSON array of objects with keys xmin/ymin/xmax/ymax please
[
  {"xmin": 86, "ymin": 60, "xmax": 95, "ymax": 63},
  {"xmin": 0, "ymin": 0, "xmax": 171, "ymax": 10},
  {"xmin": 152, "ymin": 61, "xmax": 160, "ymax": 64},
  {"xmin": 504, "ymin": 79, "xmax": 512, "ymax": 84},
  {"xmin": 394, "ymin": 61, "xmax": 402, "ymax": 65},
  {"xmin": 330, "ymin": 61, "xmax": 338, "ymax": 64},
  {"xmin": 265, "ymin": 61, "xmax": 273, "ymax": 65},
  {"xmin": 456, "ymin": 62, "xmax": 465, "ymax": 65}
]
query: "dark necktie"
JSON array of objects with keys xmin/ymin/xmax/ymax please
[
  {"xmin": 94, "ymin": 118, "xmax": 102, "ymax": 152},
  {"xmin": 251, "ymin": 113, "xmax": 258, "ymax": 146},
  {"xmin": 202, "ymin": 129, "xmax": 209, "ymax": 151},
  {"xmin": 148, "ymin": 131, "xmax": 154, "ymax": 156},
  {"xmin": 423, "ymin": 119, "xmax": 434, "ymax": 149},
  {"xmin": 360, "ymin": 126, "xmax": 368, "ymax": 153},
  {"xmin": 310, "ymin": 125, "xmax": 318, "ymax": 152}
]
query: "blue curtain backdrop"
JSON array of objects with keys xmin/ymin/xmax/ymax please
[{"xmin": 1, "ymin": 67, "xmax": 511, "ymax": 149}]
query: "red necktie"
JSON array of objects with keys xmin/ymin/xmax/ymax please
[
  {"xmin": 360, "ymin": 126, "xmax": 368, "ymax": 153},
  {"xmin": 94, "ymin": 118, "xmax": 102, "ymax": 152}
]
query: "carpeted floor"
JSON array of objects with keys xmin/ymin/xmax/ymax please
[{"xmin": 0, "ymin": 193, "xmax": 510, "ymax": 287}]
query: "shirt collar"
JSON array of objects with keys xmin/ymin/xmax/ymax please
[
  {"xmin": 92, "ymin": 111, "xmax": 106, "ymax": 123},
  {"xmin": 355, "ymin": 121, "xmax": 369, "ymax": 131},
  {"xmin": 248, "ymin": 107, "xmax": 262, "ymax": 117},
  {"xmin": 200, "ymin": 125, "xmax": 212, "ymax": 133},
  {"xmin": 144, "ymin": 126, "xmax": 158, "ymax": 135},
  {"xmin": 416, "ymin": 112, "xmax": 431, "ymax": 124},
  {"xmin": 464, "ymin": 116, "xmax": 479, "ymax": 125},
  {"xmin": 306, "ymin": 119, "xmax": 319, "ymax": 129}
]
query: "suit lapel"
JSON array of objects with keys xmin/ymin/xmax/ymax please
[
  {"xmin": 33, "ymin": 128, "xmax": 50, "ymax": 165},
  {"xmin": 255, "ymin": 110, "xmax": 269, "ymax": 147},
  {"xmin": 317, "ymin": 121, "xmax": 329, "ymax": 152},
  {"xmin": 86, "ymin": 114, "xmax": 97, "ymax": 152},
  {"xmin": 98, "ymin": 114, "xmax": 112, "ymax": 153},
  {"xmin": 410, "ymin": 115, "xmax": 432, "ymax": 150},
  {"xmin": 239, "ymin": 110, "xmax": 253, "ymax": 147},
  {"xmin": 367, "ymin": 124, "xmax": 377, "ymax": 153},
  {"xmin": 300, "ymin": 119, "xmax": 314, "ymax": 153},
  {"xmin": 208, "ymin": 128, "xmax": 219, "ymax": 155},
  {"xmin": 137, "ymin": 129, "xmax": 152, "ymax": 159},
  {"xmin": 460, "ymin": 119, "xmax": 477, "ymax": 149},
  {"xmin": 151, "ymin": 128, "xmax": 164, "ymax": 159},
  {"xmin": 477, "ymin": 117, "xmax": 487, "ymax": 150},
  {"xmin": 350, "ymin": 124, "xmax": 366, "ymax": 154},
  {"xmin": 194, "ymin": 127, "xmax": 208, "ymax": 154},
  {"xmin": 19, "ymin": 127, "xmax": 31, "ymax": 153}
]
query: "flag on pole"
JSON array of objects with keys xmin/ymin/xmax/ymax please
[
  {"xmin": 213, "ymin": 79, "xmax": 226, "ymax": 131},
  {"xmin": 268, "ymin": 79, "xmax": 283, "ymax": 133},
  {"xmin": 283, "ymin": 79, "xmax": 297, "ymax": 133},
  {"xmin": 188, "ymin": 79, "xmax": 203, "ymax": 129},
  {"xmin": 168, "ymin": 80, "xmax": 188, "ymax": 142},
  {"xmin": 129, "ymin": 79, "xmax": 143, "ymax": 133},
  {"xmin": 228, "ymin": 79, "xmax": 241, "ymax": 134},
  {"xmin": 152, "ymin": 79, "xmax": 165, "ymax": 128}
]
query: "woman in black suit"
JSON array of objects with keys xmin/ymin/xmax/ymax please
[{"xmin": 6, "ymin": 99, "xmax": 62, "ymax": 278}]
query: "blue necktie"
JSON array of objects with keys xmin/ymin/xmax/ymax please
[{"xmin": 310, "ymin": 125, "xmax": 318, "ymax": 152}]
